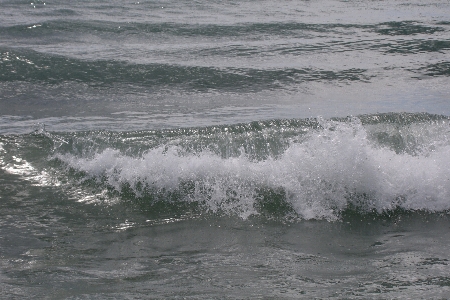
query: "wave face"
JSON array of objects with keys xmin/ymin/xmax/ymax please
[{"xmin": 2, "ymin": 113, "xmax": 449, "ymax": 221}]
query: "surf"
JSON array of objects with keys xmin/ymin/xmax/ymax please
[{"xmin": 0, "ymin": 113, "xmax": 435, "ymax": 221}]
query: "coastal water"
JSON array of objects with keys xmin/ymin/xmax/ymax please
[{"xmin": 1, "ymin": 0, "xmax": 450, "ymax": 298}]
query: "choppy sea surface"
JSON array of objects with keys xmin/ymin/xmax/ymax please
[{"xmin": 1, "ymin": 0, "xmax": 450, "ymax": 298}]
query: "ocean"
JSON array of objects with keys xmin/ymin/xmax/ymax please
[{"xmin": 1, "ymin": 0, "xmax": 450, "ymax": 298}]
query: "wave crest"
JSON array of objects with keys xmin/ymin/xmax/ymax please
[{"xmin": 54, "ymin": 116, "xmax": 450, "ymax": 220}]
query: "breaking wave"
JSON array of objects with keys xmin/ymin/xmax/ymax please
[{"xmin": 42, "ymin": 113, "xmax": 450, "ymax": 220}]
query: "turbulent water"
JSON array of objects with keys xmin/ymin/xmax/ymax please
[{"xmin": 1, "ymin": 0, "xmax": 450, "ymax": 299}]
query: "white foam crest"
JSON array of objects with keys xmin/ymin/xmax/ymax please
[
  {"xmin": 57, "ymin": 119, "xmax": 450, "ymax": 220},
  {"xmin": 276, "ymin": 119, "xmax": 450, "ymax": 217}
]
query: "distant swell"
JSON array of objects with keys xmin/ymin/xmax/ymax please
[
  {"xmin": 0, "ymin": 20, "xmax": 445, "ymax": 37},
  {"xmin": 0, "ymin": 49, "xmax": 370, "ymax": 91}
]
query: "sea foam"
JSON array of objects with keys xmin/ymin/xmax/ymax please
[{"xmin": 55, "ymin": 117, "xmax": 450, "ymax": 220}]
